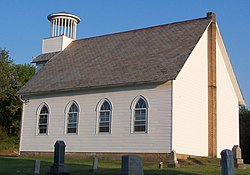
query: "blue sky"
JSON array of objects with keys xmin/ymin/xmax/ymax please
[{"xmin": 0, "ymin": 0, "xmax": 249, "ymax": 107}]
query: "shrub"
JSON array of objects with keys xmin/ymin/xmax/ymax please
[{"xmin": 239, "ymin": 107, "xmax": 250, "ymax": 163}]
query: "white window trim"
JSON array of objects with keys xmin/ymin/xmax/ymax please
[
  {"xmin": 95, "ymin": 98, "xmax": 113, "ymax": 134},
  {"xmin": 64, "ymin": 100, "xmax": 80, "ymax": 135},
  {"xmin": 36, "ymin": 102, "xmax": 50, "ymax": 136},
  {"xmin": 130, "ymin": 95, "xmax": 149, "ymax": 134}
]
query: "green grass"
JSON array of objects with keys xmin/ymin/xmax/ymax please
[{"xmin": 0, "ymin": 156, "xmax": 249, "ymax": 175}]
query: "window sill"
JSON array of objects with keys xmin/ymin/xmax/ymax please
[
  {"xmin": 131, "ymin": 131, "xmax": 148, "ymax": 134},
  {"xmin": 97, "ymin": 132, "xmax": 112, "ymax": 135},
  {"xmin": 66, "ymin": 133, "xmax": 79, "ymax": 135},
  {"xmin": 36, "ymin": 133, "xmax": 48, "ymax": 136}
]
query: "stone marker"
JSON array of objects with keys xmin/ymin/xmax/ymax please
[
  {"xmin": 92, "ymin": 157, "xmax": 98, "ymax": 173},
  {"xmin": 120, "ymin": 155, "xmax": 144, "ymax": 175},
  {"xmin": 232, "ymin": 145, "xmax": 246, "ymax": 169},
  {"xmin": 47, "ymin": 140, "xmax": 70, "ymax": 175},
  {"xmin": 220, "ymin": 149, "xmax": 235, "ymax": 175},
  {"xmin": 33, "ymin": 160, "xmax": 41, "ymax": 175},
  {"xmin": 167, "ymin": 150, "xmax": 180, "ymax": 168},
  {"xmin": 159, "ymin": 162, "xmax": 163, "ymax": 169}
]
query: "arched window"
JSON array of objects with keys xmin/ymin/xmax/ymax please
[
  {"xmin": 67, "ymin": 103, "xmax": 79, "ymax": 133},
  {"xmin": 134, "ymin": 97, "xmax": 148, "ymax": 132},
  {"xmin": 38, "ymin": 105, "xmax": 49, "ymax": 134},
  {"xmin": 99, "ymin": 100, "xmax": 112, "ymax": 133}
]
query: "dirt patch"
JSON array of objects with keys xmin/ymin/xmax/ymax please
[{"xmin": 0, "ymin": 149, "xmax": 19, "ymax": 157}]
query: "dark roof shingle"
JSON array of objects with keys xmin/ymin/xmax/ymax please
[
  {"xmin": 19, "ymin": 17, "xmax": 212, "ymax": 95},
  {"xmin": 31, "ymin": 51, "xmax": 60, "ymax": 63}
]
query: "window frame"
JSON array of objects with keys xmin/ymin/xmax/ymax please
[
  {"xmin": 96, "ymin": 98, "xmax": 113, "ymax": 134},
  {"xmin": 65, "ymin": 101, "xmax": 80, "ymax": 135},
  {"xmin": 131, "ymin": 96, "xmax": 149, "ymax": 133},
  {"xmin": 36, "ymin": 103, "xmax": 50, "ymax": 135}
]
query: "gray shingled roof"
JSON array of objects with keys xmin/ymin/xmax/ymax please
[
  {"xmin": 18, "ymin": 16, "xmax": 212, "ymax": 95},
  {"xmin": 31, "ymin": 51, "xmax": 60, "ymax": 63}
]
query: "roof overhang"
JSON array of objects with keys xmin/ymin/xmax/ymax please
[
  {"xmin": 216, "ymin": 23, "xmax": 245, "ymax": 106},
  {"xmin": 17, "ymin": 80, "xmax": 170, "ymax": 97}
]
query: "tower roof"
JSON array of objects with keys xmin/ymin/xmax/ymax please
[{"xmin": 47, "ymin": 12, "xmax": 80, "ymax": 23}]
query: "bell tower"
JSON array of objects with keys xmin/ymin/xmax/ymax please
[{"xmin": 47, "ymin": 12, "xmax": 80, "ymax": 39}]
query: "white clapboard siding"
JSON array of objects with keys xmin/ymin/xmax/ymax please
[
  {"xmin": 172, "ymin": 28, "xmax": 209, "ymax": 156},
  {"xmin": 216, "ymin": 37, "xmax": 239, "ymax": 157},
  {"xmin": 20, "ymin": 82, "xmax": 172, "ymax": 153}
]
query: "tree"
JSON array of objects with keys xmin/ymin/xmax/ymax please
[
  {"xmin": 239, "ymin": 107, "xmax": 250, "ymax": 163},
  {"xmin": 0, "ymin": 49, "xmax": 13, "ymax": 100},
  {"xmin": 0, "ymin": 48, "xmax": 35, "ymax": 136}
]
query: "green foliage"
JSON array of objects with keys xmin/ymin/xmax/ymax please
[
  {"xmin": 0, "ymin": 137, "xmax": 19, "ymax": 150},
  {"xmin": 0, "ymin": 126, "xmax": 8, "ymax": 140},
  {"xmin": 239, "ymin": 107, "xmax": 250, "ymax": 164},
  {"xmin": 0, "ymin": 49, "xmax": 13, "ymax": 100},
  {"xmin": 12, "ymin": 64, "xmax": 35, "ymax": 89},
  {"xmin": 0, "ymin": 126, "xmax": 18, "ymax": 150},
  {"xmin": 0, "ymin": 48, "xmax": 35, "ymax": 138}
]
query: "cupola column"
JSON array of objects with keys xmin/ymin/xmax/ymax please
[
  {"xmin": 48, "ymin": 12, "xmax": 80, "ymax": 39},
  {"xmin": 74, "ymin": 21, "xmax": 77, "ymax": 39}
]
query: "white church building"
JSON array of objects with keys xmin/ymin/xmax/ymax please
[{"xmin": 18, "ymin": 12, "xmax": 245, "ymax": 159}]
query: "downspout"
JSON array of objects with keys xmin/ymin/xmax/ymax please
[
  {"xmin": 170, "ymin": 80, "xmax": 174, "ymax": 152},
  {"xmin": 18, "ymin": 95, "xmax": 25, "ymax": 156}
]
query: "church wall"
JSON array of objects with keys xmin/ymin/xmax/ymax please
[
  {"xmin": 20, "ymin": 82, "xmax": 172, "ymax": 154},
  {"xmin": 216, "ymin": 38, "xmax": 239, "ymax": 157},
  {"xmin": 172, "ymin": 28, "xmax": 209, "ymax": 156}
]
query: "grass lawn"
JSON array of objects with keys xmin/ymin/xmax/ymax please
[{"xmin": 0, "ymin": 156, "xmax": 249, "ymax": 175}]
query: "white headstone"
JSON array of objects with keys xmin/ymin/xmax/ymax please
[
  {"xmin": 168, "ymin": 150, "xmax": 179, "ymax": 168},
  {"xmin": 159, "ymin": 162, "xmax": 163, "ymax": 169},
  {"xmin": 232, "ymin": 145, "xmax": 246, "ymax": 169}
]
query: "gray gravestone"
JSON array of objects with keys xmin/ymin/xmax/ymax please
[
  {"xmin": 33, "ymin": 160, "xmax": 40, "ymax": 175},
  {"xmin": 120, "ymin": 155, "xmax": 144, "ymax": 175},
  {"xmin": 92, "ymin": 157, "xmax": 98, "ymax": 173},
  {"xmin": 167, "ymin": 150, "xmax": 179, "ymax": 168},
  {"xmin": 220, "ymin": 149, "xmax": 235, "ymax": 175},
  {"xmin": 47, "ymin": 140, "xmax": 70, "ymax": 175},
  {"xmin": 232, "ymin": 145, "xmax": 246, "ymax": 169}
]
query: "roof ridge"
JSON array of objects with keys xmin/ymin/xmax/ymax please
[{"xmin": 74, "ymin": 16, "xmax": 210, "ymax": 43}]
